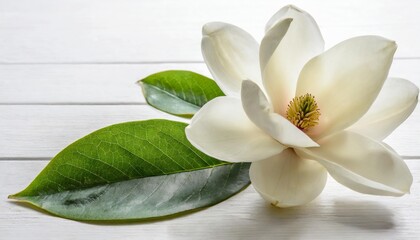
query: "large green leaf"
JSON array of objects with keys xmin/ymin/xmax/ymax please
[
  {"xmin": 9, "ymin": 120, "xmax": 250, "ymax": 221},
  {"xmin": 139, "ymin": 70, "xmax": 224, "ymax": 117}
]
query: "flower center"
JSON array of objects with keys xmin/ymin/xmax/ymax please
[{"xmin": 286, "ymin": 93, "xmax": 320, "ymax": 131}]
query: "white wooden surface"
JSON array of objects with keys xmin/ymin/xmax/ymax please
[{"xmin": 1, "ymin": 0, "xmax": 420, "ymax": 239}]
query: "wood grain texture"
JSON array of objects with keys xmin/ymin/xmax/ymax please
[
  {"xmin": 0, "ymin": 0, "xmax": 419, "ymax": 63},
  {"xmin": 0, "ymin": 64, "xmax": 206, "ymax": 104},
  {"xmin": 0, "ymin": 105, "xmax": 187, "ymax": 158},
  {"xmin": 1, "ymin": 104, "xmax": 419, "ymax": 158},
  {"xmin": 2, "ymin": 160, "xmax": 420, "ymax": 240},
  {"xmin": 2, "ymin": 0, "xmax": 420, "ymax": 239},
  {"xmin": 1, "ymin": 60, "xmax": 419, "ymax": 104}
]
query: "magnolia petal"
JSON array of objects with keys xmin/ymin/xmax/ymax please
[
  {"xmin": 265, "ymin": 5, "xmax": 294, "ymax": 32},
  {"xmin": 261, "ymin": 5, "xmax": 324, "ymax": 114},
  {"xmin": 349, "ymin": 78, "xmax": 419, "ymax": 140},
  {"xmin": 296, "ymin": 36, "xmax": 397, "ymax": 139},
  {"xmin": 202, "ymin": 22, "xmax": 261, "ymax": 96},
  {"xmin": 185, "ymin": 97, "xmax": 286, "ymax": 162},
  {"xmin": 241, "ymin": 80, "xmax": 319, "ymax": 148},
  {"xmin": 259, "ymin": 19, "xmax": 292, "ymax": 78},
  {"xmin": 296, "ymin": 131, "xmax": 412, "ymax": 196},
  {"xmin": 265, "ymin": 5, "xmax": 318, "ymax": 33},
  {"xmin": 250, "ymin": 148, "xmax": 327, "ymax": 208}
]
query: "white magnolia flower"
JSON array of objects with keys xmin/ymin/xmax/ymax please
[{"xmin": 186, "ymin": 5, "xmax": 419, "ymax": 207}]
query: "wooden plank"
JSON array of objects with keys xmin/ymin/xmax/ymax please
[
  {"xmin": 0, "ymin": 63, "xmax": 208, "ymax": 104},
  {"xmin": 1, "ymin": 59, "xmax": 418, "ymax": 104},
  {"xmin": 2, "ymin": 160, "xmax": 420, "ymax": 239},
  {"xmin": 2, "ymin": 1, "xmax": 419, "ymax": 239},
  {"xmin": 0, "ymin": 105, "xmax": 186, "ymax": 158},
  {"xmin": 0, "ymin": 104, "xmax": 419, "ymax": 158},
  {"xmin": 0, "ymin": 0, "xmax": 419, "ymax": 63}
]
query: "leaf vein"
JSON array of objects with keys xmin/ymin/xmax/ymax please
[
  {"xmin": 62, "ymin": 163, "xmax": 110, "ymax": 183},
  {"xmin": 74, "ymin": 151, "xmax": 131, "ymax": 179},
  {"xmin": 118, "ymin": 130, "xmax": 188, "ymax": 170},
  {"xmin": 158, "ymin": 131, "xmax": 212, "ymax": 166}
]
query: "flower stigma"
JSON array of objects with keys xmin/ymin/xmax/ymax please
[{"xmin": 286, "ymin": 93, "xmax": 320, "ymax": 131}]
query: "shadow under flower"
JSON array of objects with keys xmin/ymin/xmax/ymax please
[
  {"xmin": 157, "ymin": 188, "xmax": 402, "ymax": 240},
  {"xmin": 331, "ymin": 199, "xmax": 395, "ymax": 230}
]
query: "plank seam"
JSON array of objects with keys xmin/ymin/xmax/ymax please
[
  {"xmin": 0, "ymin": 156, "xmax": 418, "ymax": 161},
  {"xmin": 0, "ymin": 103, "xmax": 147, "ymax": 106},
  {"xmin": 0, "ymin": 57, "xmax": 417, "ymax": 65},
  {"xmin": 0, "ymin": 61, "xmax": 205, "ymax": 65}
]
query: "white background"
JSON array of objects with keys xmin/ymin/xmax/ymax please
[{"xmin": 1, "ymin": 0, "xmax": 419, "ymax": 239}]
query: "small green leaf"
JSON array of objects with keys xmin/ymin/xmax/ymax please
[
  {"xmin": 139, "ymin": 70, "xmax": 224, "ymax": 117},
  {"xmin": 9, "ymin": 120, "xmax": 250, "ymax": 221}
]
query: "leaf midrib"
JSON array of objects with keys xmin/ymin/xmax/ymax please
[
  {"xmin": 10, "ymin": 161, "xmax": 231, "ymax": 199},
  {"xmin": 142, "ymin": 82, "xmax": 202, "ymax": 108}
]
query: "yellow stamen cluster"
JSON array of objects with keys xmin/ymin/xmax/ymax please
[{"xmin": 286, "ymin": 93, "xmax": 320, "ymax": 131}]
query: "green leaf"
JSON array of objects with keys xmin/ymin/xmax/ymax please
[
  {"xmin": 139, "ymin": 70, "xmax": 224, "ymax": 117},
  {"xmin": 9, "ymin": 120, "xmax": 250, "ymax": 221}
]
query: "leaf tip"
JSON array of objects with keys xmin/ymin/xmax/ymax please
[
  {"xmin": 8, "ymin": 190, "xmax": 25, "ymax": 200},
  {"xmin": 8, "ymin": 194, "xmax": 17, "ymax": 200},
  {"xmin": 135, "ymin": 79, "xmax": 144, "ymax": 85}
]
